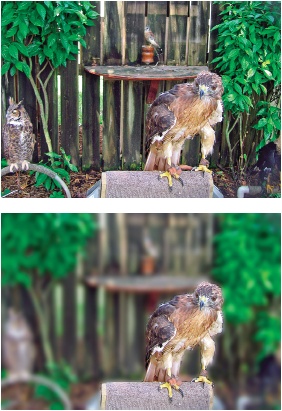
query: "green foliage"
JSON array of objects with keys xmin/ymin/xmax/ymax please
[
  {"xmin": 1, "ymin": 1, "xmax": 98, "ymax": 74},
  {"xmin": 1, "ymin": 188, "xmax": 11, "ymax": 197},
  {"xmin": 254, "ymin": 101, "xmax": 281, "ymax": 152},
  {"xmin": 212, "ymin": 214, "xmax": 281, "ymax": 362},
  {"xmin": 1, "ymin": 158, "xmax": 8, "ymax": 168},
  {"xmin": 1, "ymin": 213, "xmax": 96, "ymax": 288},
  {"xmin": 35, "ymin": 362, "xmax": 77, "ymax": 410},
  {"xmin": 49, "ymin": 191, "xmax": 65, "ymax": 198},
  {"xmin": 31, "ymin": 148, "xmax": 78, "ymax": 195},
  {"xmin": 212, "ymin": 1, "xmax": 280, "ymax": 114},
  {"xmin": 211, "ymin": 1, "xmax": 281, "ymax": 175}
]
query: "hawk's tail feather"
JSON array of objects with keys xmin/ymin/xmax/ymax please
[
  {"xmin": 144, "ymin": 362, "xmax": 156, "ymax": 382},
  {"xmin": 144, "ymin": 151, "xmax": 156, "ymax": 171}
]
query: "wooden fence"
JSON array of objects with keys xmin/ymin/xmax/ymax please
[
  {"xmin": 1, "ymin": 214, "xmax": 214, "ymax": 379},
  {"xmin": 1, "ymin": 1, "xmax": 225, "ymax": 171}
]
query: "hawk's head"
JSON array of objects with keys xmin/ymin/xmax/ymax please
[
  {"xmin": 192, "ymin": 72, "xmax": 223, "ymax": 100},
  {"xmin": 192, "ymin": 281, "xmax": 223, "ymax": 311}
]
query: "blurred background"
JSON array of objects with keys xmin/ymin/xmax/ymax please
[{"xmin": 1, "ymin": 213, "xmax": 281, "ymax": 410}]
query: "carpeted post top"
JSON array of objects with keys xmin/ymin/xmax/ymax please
[{"xmin": 100, "ymin": 381, "xmax": 213, "ymax": 410}]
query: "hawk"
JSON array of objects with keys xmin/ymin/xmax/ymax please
[
  {"xmin": 2, "ymin": 97, "xmax": 35, "ymax": 173},
  {"xmin": 144, "ymin": 281, "xmax": 223, "ymax": 400},
  {"xmin": 144, "ymin": 71, "xmax": 224, "ymax": 189}
]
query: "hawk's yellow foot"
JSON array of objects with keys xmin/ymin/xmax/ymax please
[
  {"xmin": 158, "ymin": 378, "xmax": 184, "ymax": 402},
  {"xmin": 192, "ymin": 369, "xmax": 214, "ymax": 388},
  {"xmin": 194, "ymin": 158, "xmax": 212, "ymax": 175},
  {"xmin": 195, "ymin": 165, "xmax": 212, "ymax": 174},
  {"xmin": 158, "ymin": 166, "xmax": 184, "ymax": 191},
  {"xmin": 192, "ymin": 375, "xmax": 213, "ymax": 385}
]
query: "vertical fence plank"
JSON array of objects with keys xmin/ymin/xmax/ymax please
[
  {"xmin": 62, "ymin": 273, "xmax": 77, "ymax": 369},
  {"xmin": 84, "ymin": 287, "xmax": 100, "ymax": 378},
  {"xmin": 146, "ymin": 1, "xmax": 167, "ymax": 57},
  {"xmin": 167, "ymin": 2, "xmax": 189, "ymax": 65},
  {"xmin": 103, "ymin": 1, "xmax": 123, "ymax": 65},
  {"xmin": 61, "ymin": 55, "xmax": 79, "ymax": 167},
  {"xmin": 122, "ymin": 81, "xmax": 143, "ymax": 169},
  {"xmin": 124, "ymin": 2, "xmax": 146, "ymax": 65},
  {"xmin": 102, "ymin": 80, "xmax": 121, "ymax": 170},
  {"xmin": 187, "ymin": 1, "xmax": 210, "ymax": 65},
  {"xmin": 181, "ymin": 136, "xmax": 201, "ymax": 167},
  {"xmin": 208, "ymin": 2, "xmax": 221, "ymax": 68},
  {"xmin": 82, "ymin": 2, "xmax": 101, "ymax": 171}
]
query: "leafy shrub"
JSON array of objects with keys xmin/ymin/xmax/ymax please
[
  {"xmin": 212, "ymin": 1, "xmax": 281, "ymax": 177},
  {"xmin": 30, "ymin": 147, "xmax": 78, "ymax": 195},
  {"xmin": 212, "ymin": 214, "xmax": 281, "ymax": 364}
]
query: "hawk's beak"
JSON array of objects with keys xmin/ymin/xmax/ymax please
[
  {"xmin": 199, "ymin": 296, "xmax": 207, "ymax": 310},
  {"xmin": 199, "ymin": 85, "xmax": 207, "ymax": 99}
]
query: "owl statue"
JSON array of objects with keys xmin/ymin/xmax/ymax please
[
  {"xmin": 2, "ymin": 308, "xmax": 36, "ymax": 380},
  {"xmin": 2, "ymin": 97, "xmax": 36, "ymax": 172}
]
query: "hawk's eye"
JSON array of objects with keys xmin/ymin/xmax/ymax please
[
  {"xmin": 211, "ymin": 296, "xmax": 216, "ymax": 302},
  {"xmin": 211, "ymin": 85, "xmax": 217, "ymax": 91},
  {"xmin": 195, "ymin": 293, "xmax": 199, "ymax": 299}
]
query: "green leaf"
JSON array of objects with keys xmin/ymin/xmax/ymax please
[
  {"xmin": 260, "ymin": 84, "xmax": 267, "ymax": 95},
  {"xmin": 35, "ymin": 173, "xmax": 48, "ymax": 186},
  {"xmin": 15, "ymin": 61, "xmax": 23, "ymax": 71},
  {"xmin": 14, "ymin": 42, "xmax": 29, "ymax": 57},
  {"xmin": 45, "ymin": 152, "xmax": 62, "ymax": 159},
  {"xmin": 68, "ymin": 163, "xmax": 78, "ymax": 172},
  {"xmin": 22, "ymin": 62, "xmax": 31, "ymax": 78},
  {"xmin": 228, "ymin": 49, "xmax": 239, "ymax": 59},
  {"xmin": 262, "ymin": 69, "xmax": 273, "ymax": 79},
  {"xmin": 10, "ymin": 65, "xmax": 17, "ymax": 76},
  {"xmin": 27, "ymin": 42, "xmax": 42, "ymax": 57},
  {"xmin": 47, "ymin": 33, "xmax": 57, "ymax": 48},
  {"xmin": 36, "ymin": 3, "xmax": 47, "ymax": 20},
  {"xmin": 1, "ymin": 62, "xmax": 10, "ymax": 75},
  {"xmin": 60, "ymin": 33, "xmax": 70, "ymax": 52},
  {"xmin": 8, "ymin": 44, "xmax": 18, "ymax": 60},
  {"xmin": 19, "ymin": 21, "xmax": 29, "ymax": 38},
  {"xmin": 247, "ymin": 68, "xmax": 255, "ymax": 78},
  {"xmin": 6, "ymin": 26, "xmax": 18, "ymax": 37}
]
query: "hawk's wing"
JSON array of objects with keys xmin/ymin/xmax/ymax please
[{"xmin": 144, "ymin": 83, "xmax": 195, "ymax": 171}]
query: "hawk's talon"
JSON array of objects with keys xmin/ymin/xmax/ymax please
[
  {"xmin": 195, "ymin": 165, "xmax": 213, "ymax": 174},
  {"xmin": 192, "ymin": 375, "xmax": 213, "ymax": 386},
  {"xmin": 158, "ymin": 380, "xmax": 184, "ymax": 401},
  {"xmin": 178, "ymin": 176, "xmax": 184, "ymax": 187},
  {"xmin": 178, "ymin": 387, "xmax": 184, "ymax": 398}
]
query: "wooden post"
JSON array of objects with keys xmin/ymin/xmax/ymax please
[
  {"xmin": 60, "ymin": 55, "xmax": 80, "ymax": 168},
  {"xmin": 102, "ymin": 80, "xmax": 121, "ymax": 170},
  {"xmin": 122, "ymin": 81, "xmax": 143, "ymax": 169},
  {"xmin": 101, "ymin": 382, "xmax": 213, "ymax": 410},
  {"xmin": 167, "ymin": 2, "xmax": 189, "ymax": 65},
  {"xmin": 187, "ymin": 2, "xmax": 210, "ymax": 65},
  {"xmin": 81, "ymin": 1, "xmax": 101, "ymax": 171}
]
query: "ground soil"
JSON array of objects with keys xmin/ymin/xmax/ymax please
[
  {"xmin": 1, "ymin": 166, "xmax": 280, "ymax": 198},
  {"xmin": 1, "ymin": 381, "xmax": 100, "ymax": 410}
]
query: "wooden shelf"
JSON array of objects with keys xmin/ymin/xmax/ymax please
[
  {"xmin": 84, "ymin": 65, "xmax": 208, "ymax": 103},
  {"xmin": 84, "ymin": 65, "xmax": 208, "ymax": 81},
  {"xmin": 85, "ymin": 275, "xmax": 206, "ymax": 294}
]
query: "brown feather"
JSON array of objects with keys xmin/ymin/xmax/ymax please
[
  {"xmin": 144, "ymin": 282, "xmax": 223, "ymax": 382},
  {"xmin": 144, "ymin": 72, "xmax": 223, "ymax": 171}
]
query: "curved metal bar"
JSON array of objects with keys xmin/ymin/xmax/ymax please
[
  {"xmin": 1, "ymin": 375, "xmax": 72, "ymax": 410},
  {"xmin": 1, "ymin": 164, "xmax": 71, "ymax": 198}
]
